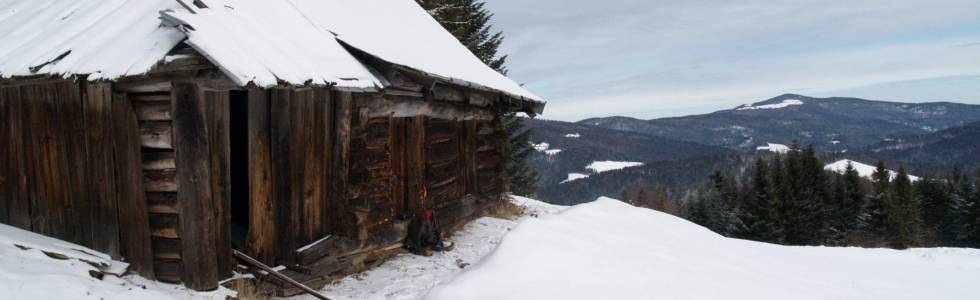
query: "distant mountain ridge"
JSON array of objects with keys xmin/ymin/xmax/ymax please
[
  {"xmin": 862, "ymin": 120, "xmax": 980, "ymax": 172},
  {"xmin": 580, "ymin": 94, "xmax": 980, "ymax": 151},
  {"xmin": 524, "ymin": 118, "xmax": 733, "ymax": 186}
]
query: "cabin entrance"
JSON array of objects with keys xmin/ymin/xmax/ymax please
[{"xmin": 229, "ymin": 90, "xmax": 250, "ymax": 250}]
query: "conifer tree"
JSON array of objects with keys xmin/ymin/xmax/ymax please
[
  {"xmin": 769, "ymin": 154, "xmax": 788, "ymax": 243},
  {"xmin": 886, "ymin": 167, "xmax": 919, "ymax": 248},
  {"xmin": 915, "ymin": 176, "xmax": 953, "ymax": 244},
  {"xmin": 828, "ymin": 174, "xmax": 849, "ymax": 245},
  {"xmin": 842, "ymin": 162, "xmax": 865, "ymax": 232},
  {"xmin": 742, "ymin": 157, "xmax": 777, "ymax": 241},
  {"xmin": 867, "ymin": 161, "xmax": 892, "ymax": 235},
  {"xmin": 416, "ymin": 0, "xmax": 539, "ymax": 196}
]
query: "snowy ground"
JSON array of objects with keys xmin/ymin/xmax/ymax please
[
  {"xmin": 0, "ymin": 224, "xmax": 234, "ymax": 300},
  {"xmin": 825, "ymin": 159, "xmax": 921, "ymax": 181},
  {"xmin": 5, "ymin": 196, "xmax": 977, "ymax": 299},
  {"xmin": 300, "ymin": 196, "xmax": 564, "ymax": 300},
  {"xmin": 427, "ymin": 198, "xmax": 980, "ymax": 300}
]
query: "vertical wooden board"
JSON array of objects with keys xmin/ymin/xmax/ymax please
[
  {"xmin": 389, "ymin": 117, "xmax": 407, "ymax": 215},
  {"xmin": 172, "ymin": 82, "xmax": 218, "ymax": 291},
  {"xmin": 405, "ymin": 116, "xmax": 427, "ymax": 211},
  {"xmin": 204, "ymin": 90, "xmax": 232, "ymax": 279},
  {"xmin": 303, "ymin": 89, "xmax": 326, "ymax": 242},
  {"xmin": 5, "ymin": 87, "xmax": 31, "ymax": 229},
  {"xmin": 59, "ymin": 81, "xmax": 89, "ymax": 246},
  {"xmin": 270, "ymin": 88, "xmax": 296, "ymax": 261},
  {"xmin": 111, "ymin": 92, "xmax": 155, "ymax": 278},
  {"xmin": 84, "ymin": 82, "xmax": 120, "ymax": 257},
  {"xmin": 316, "ymin": 88, "xmax": 333, "ymax": 236},
  {"xmin": 247, "ymin": 89, "xmax": 276, "ymax": 265},
  {"xmin": 29, "ymin": 83, "xmax": 70, "ymax": 239},
  {"xmin": 331, "ymin": 91, "xmax": 353, "ymax": 238},
  {"xmin": 464, "ymin": 120, "xmax": 478, "ymax": 195},
  {"xmin": 291, "ymin": 89, "xmax": 314, "ymax": 245},
  {"xmin": 0, "ymin": 87, "xmax": 10, "ymax": 223}
]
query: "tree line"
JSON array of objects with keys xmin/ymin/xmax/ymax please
[{"xmin": 633, "ymin": 144, "xmax": 980, "ymax": 249}]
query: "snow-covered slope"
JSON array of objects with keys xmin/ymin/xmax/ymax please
[
  {"xmin": 585, "ymin": 161, "xmax": 644, "ymax": 173},
  {"xmin": 0, "ymin": 224, "xmax": 233, "ymax": 299},
  {"xmin": 756, "ymin": 142, "xmax": 790, "ymax": 153},
  {"xmin": 427, "ymin": 197, "xmax": 980, "ymax": 300},
  {"xmin": 825, "ymin": 159, "xmax": 920, "ymax": 182},
  {"xmin": 737, "ymin": 99, "xmax": 804, "ymax": 110}
]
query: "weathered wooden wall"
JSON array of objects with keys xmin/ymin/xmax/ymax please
[{"xmin": 0, "ymin": 79, "xmax": 155, "ymax": 277}]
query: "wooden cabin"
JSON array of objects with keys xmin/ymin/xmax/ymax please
[{"xmin": 0, "ymin": 0, "xmax": 544, "ymax": 293}]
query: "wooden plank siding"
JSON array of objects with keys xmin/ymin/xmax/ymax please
[
  {"xmin": 247, "ymin": 88, "xmax": 276, "ymax": 265},
  {"xmin": 172, "ymin": 82, "xmax": 219, "ymax": 291}
]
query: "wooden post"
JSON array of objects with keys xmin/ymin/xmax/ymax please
[
  {"xmin": 270, "ymin": 88, "xmax": 295, "ymax": 262},
  {"xmin": 332, "ymin": 92, "xmax": 353, "ymax": 238},
  {"xmin": 111, "ymin": 92, "xmax": 155, "ymax": 278},
  {"xmin": 316, "ymin": 88, "xmax": 334, "ymax": 236},
  {"xmin": 405, "ymin": 116, "xmax": 426, "ymax": 211},
  {"xmin": 172, "ymin": 82, "xmax": 219, "ymax": 291},
  {"xmin": 247, "ymin": 88, "xmax": 277, "ymax": 265},
  {"xmin": 205, "ymin": 90, "xmax": 233, "ymax": 279}
]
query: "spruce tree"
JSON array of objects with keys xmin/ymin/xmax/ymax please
[
  {"xmin": 416, "ymin": 0, "xmax": 539, "ymax": 196},
  {"xmin": 842, "ymin": 162, "xmax": 865, "ymax": 232},
  {"xmin": 886, "ymin": 167, "xmax": 919, "ymax": 249},
  {"xmin": 915, "ymin": 176, "xmax": 953, "ymax": 244},
  {"xmin": 769, "ymin": 154, "xmax": 788, "ymax": 243},
  {"xmin": 828, "ymin": 174, "xmax": 849, "ymax": 245},
  {"xmin": 742, "ymin": 157, "xmax": 777, "ymax": 242},
  {"xmin": 867, "ymin": 161, "xmax": 892, "ymax": 236}
]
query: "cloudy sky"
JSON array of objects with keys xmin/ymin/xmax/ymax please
[{"xmin": 483, "ymin": 0, "xmax": 980, "ymax": 121}]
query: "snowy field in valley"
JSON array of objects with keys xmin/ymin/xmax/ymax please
[
  {"xmin": 585, "ymin": 160, "xmax": 644, "ymax": 173},
  {"xmin": 825, "ymin": 159, "xmax": 921, "ymax": 182}
]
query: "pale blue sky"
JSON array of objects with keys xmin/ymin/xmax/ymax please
[{"xmin": 485, "ymin": 0, "xmax": 980, "ymax": 121}]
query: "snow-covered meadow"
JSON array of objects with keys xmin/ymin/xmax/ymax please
[{"xmin": 4, "ymin": 196, "xmax": 977, "ymax": 300}]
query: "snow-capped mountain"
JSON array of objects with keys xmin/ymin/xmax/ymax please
[{"xmin": 580, "ymin": 94, "xmax": 980, "ymax": 151}]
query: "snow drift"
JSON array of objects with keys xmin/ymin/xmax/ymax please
[{"xmin": 426, "ymin": 197, "xmax": 980, "ymax": 300}]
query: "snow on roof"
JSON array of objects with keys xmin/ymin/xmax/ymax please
[
  {"xmin": 160, "ymin": 0, "xmax": 381, "ymax": 90},
  {"xmin": 289, "ymin": 0, "xmax": 543, "ymax": 104},
  {"xmin": 0, "ymin": 0, "xmax": 545, "ymax": 109},
  {"xmin": 0, "ymin": 0, "xmax": 184, "ymax": 80}
]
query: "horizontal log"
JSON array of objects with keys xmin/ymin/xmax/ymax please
[
  {"xmin": 431, "ymin": 84, "xmax": 464, "ymax": 102},
  {"xmin": 131, "ymin": 93, "xmax": 172, "ymax": 102},
  {"xmin": 153, "ymin": 259, "xmax": 183, "ymax": 283},
  {"xmin": 144, "ymin": 170, "xmax": 178, "ymax": 192},
  {"xmin": 133, "ymin": 100, "xmax": 172, "ymax": 121},
  {"xmin": 140, "ymin": 121, "xmax": 173, "ymax": 149},
  {"xmin": 142, "ymin": 152, "xmax": 176, "ymax": 171},
  {"xmin": 358, "ymin": 94, "xmax": 493, "ymax": 120},
  {"xmin": 116, "ymin": 81, "xmax": 172, "ymax": 93},
  {"xmin": 149, "ymin": 213, "xmax": 180, "ymax": 239},
  {"xmin": 146, "ymin": 192, "xmax": 178, "ymax": 214},
  {"xmin": 152, "ymin": 237, "xmax": 182, "ymax": 260}
]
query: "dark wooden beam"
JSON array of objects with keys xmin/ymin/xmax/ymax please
[
  {"xmin": 247, "ymin": 88, "xmax": 277, "ymax": 265},
  {"xmin": 172, "ymin": 82, "xmax": 219, "ymax": 291},
  {"xmin": 110, "ymin": 92, "xmax": 155, "ymax": 278}
]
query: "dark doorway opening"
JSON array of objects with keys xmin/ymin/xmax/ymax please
[{"xmin": 229, "ymin": 90, "xmax": 250, "ymax": 250}]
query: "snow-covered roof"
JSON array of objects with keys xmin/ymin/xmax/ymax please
[
  {"xmin": 0, "ymin": 0, "xmax": 544, "ymax": 110},
  {"xmin": 289, "ymin": 0, "xmax": 543, "ymax": 103},
  {"xmin": 160, "ymin": 0, "xmax": 381, "ymax": 90},
  {"xmin": 0, "ymin": 0, "xmax": 184, "ymax": 80}
]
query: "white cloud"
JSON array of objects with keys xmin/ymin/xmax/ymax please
[{"xmin": 485, "ymin": 0, "xmax": 980, "ymax": 120}]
